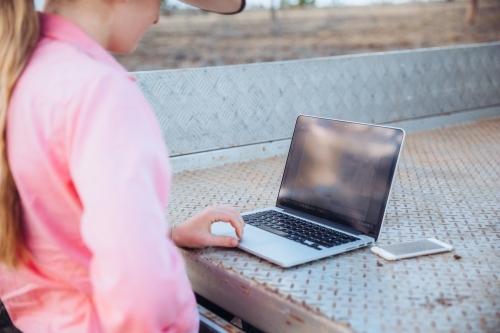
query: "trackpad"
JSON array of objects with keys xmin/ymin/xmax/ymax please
[
  {"xmin": 211, "ymin": 223, "xmax": 281, "ymax": 248},
  {"xmin": 252, "ymin": 241, "xmax": 315, "ymax": 261},
  {"xmin": 239, "ymin": 226, "xmax": 281, "ymax": 248}
]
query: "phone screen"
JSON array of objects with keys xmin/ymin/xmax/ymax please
[{"xmin": 378, "ymin": 240, "xmax": 445, "ymax": 256}]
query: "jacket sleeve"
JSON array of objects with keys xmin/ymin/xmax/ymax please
[{"xmin": 66, "ymin": 72, "xmax": 199, "ymax": 333}]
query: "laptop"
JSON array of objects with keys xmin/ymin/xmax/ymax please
[{"xmin": 212, "ymin": 115, "xmax": 405, "ymax": 267}]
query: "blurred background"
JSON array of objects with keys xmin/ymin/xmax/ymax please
[{"xmin": 114, "ymin": 0, "xmax": 500, "ymax": 71}]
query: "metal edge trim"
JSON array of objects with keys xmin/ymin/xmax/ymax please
[{"xmin": 183, "ymin": 250, "xmax": 355, "ymax": 333}]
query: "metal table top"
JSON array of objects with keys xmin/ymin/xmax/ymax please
[{"xmin": 168, "ymin": 118, "xmax": 500, "ymax": 333}]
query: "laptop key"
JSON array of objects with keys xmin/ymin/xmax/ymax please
[{"xmin": 257, "ymin": 225, "xmax": 289, "ymax": 237}]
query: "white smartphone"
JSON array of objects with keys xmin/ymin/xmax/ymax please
[{"xmin": 371, "ymin": 238, "xmax": 453, "ymax": 261}]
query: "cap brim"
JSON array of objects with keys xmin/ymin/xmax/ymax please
[{"xmin": 179, "ymin": 0, "xmax": 245, "ymax": 14}]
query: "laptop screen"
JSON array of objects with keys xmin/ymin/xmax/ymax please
[{"xmin": 276, "ymin": 116, "xmax": 404, "ymax": 240}]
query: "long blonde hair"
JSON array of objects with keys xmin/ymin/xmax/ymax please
[{"xmin": 0, "ymin": 0, "xmax": 40, "ymax": 268}]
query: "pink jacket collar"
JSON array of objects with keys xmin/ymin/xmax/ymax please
[{"xmin": 40, "ymin": 12, "xmax": 136, "ymax": 81}]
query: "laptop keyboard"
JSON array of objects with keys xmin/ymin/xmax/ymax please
[{"xmin": 243, "ymin": 210, "xmax": 360, "ymax": 250}]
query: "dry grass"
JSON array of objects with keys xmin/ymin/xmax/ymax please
[{"xmin": 115, "ymin": 0, "xmax": 500, "ymax": 71}]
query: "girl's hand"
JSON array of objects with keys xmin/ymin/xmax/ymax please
[{"xmin": 172, "ymin": 205, "xmax": 245, "ymax": 248}]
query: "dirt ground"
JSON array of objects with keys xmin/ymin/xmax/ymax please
[{"xmin": 115, "ymin": 0, "xmax": 500, "ymax": 71}]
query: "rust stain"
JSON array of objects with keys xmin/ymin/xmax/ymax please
[
  {"xmin": 286, "ymin": 320, "xmax": 292, "ymax": 326},
  {"xmin": 223, "ymin": 324, "xmax": 242, "ymax": 333},
  {"xmin": 456, "ymin": 295, "xmax": 470, "ymax": 303},
  {"xmin": 239, "ymin": 284, "xmax": 251, "ymax": 296},
  {"xmin": 480, "ymin": 317, "xmax": 488, "ymax": 329},
  {"xmin": 454, "ymin": 254, "xmax": 462, "ymax": 260},
  {"xmin": 287, "ymin": 313, "xmax": 305, "ymax": 323},
  {"xmin": 436, "ymin": 297, "xmax": 452, "ymax": 306},
  {"xmin": 377, "ymin": 261, "xmax": 384, "ymax": 267}
]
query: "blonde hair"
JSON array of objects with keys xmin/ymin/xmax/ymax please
[{"xmin": 0, "ymin": 0, "xmax": 40, "ymax": 268}]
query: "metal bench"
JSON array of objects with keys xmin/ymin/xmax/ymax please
[{"xmin": 134, "ymin": 42, "xmax": 500, "ymax": 333}]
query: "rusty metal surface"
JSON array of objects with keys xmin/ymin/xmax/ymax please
[
  {"xmin": 135, "ymin": 42, "xmax": 500, "ymax": 156},
  {"xmin": 198, "ymin": 304, "xmax": 245, "ymax": 333},
  {"xmin": 168, "ymin": 118, "xmax": 500, "ymax": 333}
]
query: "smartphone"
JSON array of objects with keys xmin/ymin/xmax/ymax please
[{"xmin": 371, "ymin": 238, "xmax": 453, "ymax": 261}]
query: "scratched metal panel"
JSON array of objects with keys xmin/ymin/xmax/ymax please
[
  {"xmin": 168, "ymin": 119, "xmax": 500, "ymax": 333},
  {"xmin": 134, "ymin": 43, "xmax": 500, "ymax": 156}
]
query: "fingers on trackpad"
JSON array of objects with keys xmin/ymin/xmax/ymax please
[{"xmin": 211, "ymin": 222, "xmax": 238, "ymax": 237}]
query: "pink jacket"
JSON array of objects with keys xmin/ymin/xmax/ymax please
[{"xmin": 0, "ymin": 13, "xmax": 198, "ymax": 333}]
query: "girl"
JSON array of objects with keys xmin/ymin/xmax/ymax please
[{"xmin": 0, "ymin": 0, "xmax": 245, "ymax": 332}]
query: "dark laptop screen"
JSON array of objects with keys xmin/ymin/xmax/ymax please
[{"xmin": 276, "ymin": 116, "xmax": 404, "ymax": 239}]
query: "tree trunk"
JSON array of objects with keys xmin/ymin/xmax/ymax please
[{"xmin": 466, "ymin": 0, "xmax": 478, "ymax": 24}]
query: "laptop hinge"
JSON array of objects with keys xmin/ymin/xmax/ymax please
[{"xmin": 278, "ymin": 206, "xmax": 364, "ymax": 236}]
